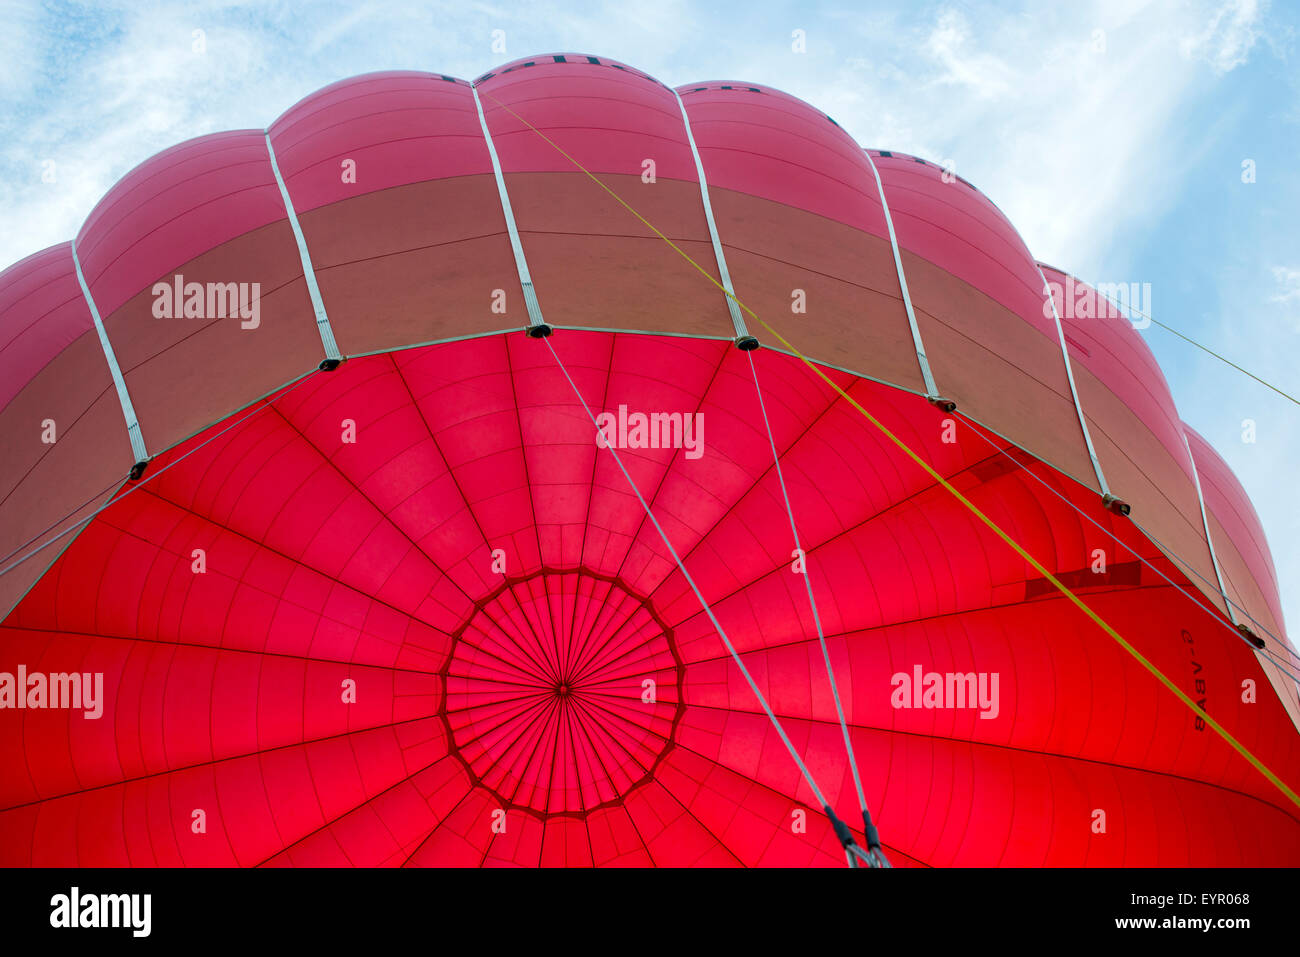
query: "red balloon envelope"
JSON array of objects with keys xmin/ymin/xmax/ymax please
[{"xmin": 0, "ymin": 54, "xmax": 1297, "ymax": 867}]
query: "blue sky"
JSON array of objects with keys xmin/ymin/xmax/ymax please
[{"xmin": 1, "ymin": 0, "xmax": 1296, "ymax": 631}]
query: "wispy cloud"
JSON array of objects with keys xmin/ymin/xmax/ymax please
[
  {"xmin": 924, "ymin": 9, "xmax": 1015, "ymax": 99},
  {"xmin": 805, "ymin": 2, "xmax": 1250, "ymax": 278},
  {"xmin": 1270, "ymin": 265, "xmax": 1300, "ymax": 305},
  {"xmin": 0, "ymin": 0, "xmax": 41, "ymax": 105},
  {"xmin": 1180, "ymin": 0, "xmax": 1265, "ymax": 73}
]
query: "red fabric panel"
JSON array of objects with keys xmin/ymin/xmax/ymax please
[
  {"xmin": 0, "ymin": 244, "xmax": 96, "ymax": 410},
  {"xmin": 75, "ymin": 131, "xmax": 288, "ymax": 320},
  {"xmin": 479, "ymin": 56, "xmax": 695, "ymax": 180},
  {"xmin": 674, "ymin": 85, "xmax": 921, "ymax": 391},
  {"xmin": 70, "ymin": 127, "xmax": 327, "ymax": 454},
  {"xmin": 267, "ymin": 71, "xmax": 487, "ymax": 214},
  {"xmin": 1, "ymin": 332, "xmax": 1295, "ymax": 867},
  {"xmin": 99, "ymin": 218, "xmax": 327, "ymax": 454},
  {"xmin": 474, "ymin": 58, "xmax": 733, "ymax": 341},
  {"xmin": 856, "ymin": 153, "xmax": 1099, "ymax": 490},
  {"xmin": 296, "ymin": 174, "xmax": 526, "ymax": 355},
  {"xmin": 1185, "ymin": 425, "xmax": 1287, "ymax": 640},
  {"xmin": 0, "ymin": 244, "xmax": 135, "ymax": 620},
  {"xmin": 1040, "ymin": 265, "xmax": 1226, "ymax": 618},
  {"xmin": 677, "ymin": 83, "xmax": 890, "ymax": 238},
  {"xmin": 873, "ymin": 150, "xmax": 1055, "ymax": 341},
  {"xmin": 1044, "ymin": 264, "xmax": 1192, "ymax": 483},
  {"xmin": 901, "ymin": 251, "xmax": 1100, "ymax": 490}
]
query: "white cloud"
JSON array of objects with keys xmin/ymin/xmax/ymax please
[
  {"xmin": 923, "ymin": 9, "xmax": 1015, "ymax": 99},
  {"xmin": 0, "ymin": 0, "xmax": 40, "ymax": 105},
  {"xmin": 1180, "ymin": 0, "xmax": 1265, "ymax": 73},
  {"xmin": 806, "ymin": 2, "xmax": 1232, "ymax": 278},
  {"xmin": 1270, "ymin": 265, "xmax": 1300, "ymax": 304}
]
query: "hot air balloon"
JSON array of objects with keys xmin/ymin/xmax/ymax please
[{"xmin": 0, "ymin": 53, "xmax": 1296, "ymax": 867}]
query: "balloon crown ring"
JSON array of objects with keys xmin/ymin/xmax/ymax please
[{"xmin": 439, "ymin": 568, "xmax": 685, "ymax": 818}]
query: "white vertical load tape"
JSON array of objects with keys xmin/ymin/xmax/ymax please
[
  {"xmin": 265, "ymin": 132, "xmax": 343, "ymax": 364},
  {"xmin": 673, "ymin": 89, "xmax": 749, "ymax": 342},
  {"xmin": 470, "ymin": 83, "xmax": 546, "ymax": 330},
  {"xmin": 1183, "ymin": 431, "xmax": 1240, "ymax": 626},
  {"xmin": 863, "ymin": 150, "xmax": 939, "ymax": 399},
  {"xmin": 70, "ymin": 240, "xmax": 149, "ymax": 467},
  {"xmin": 1036, "ymin": 264, "xmax": 1112, "ymax": 498}
]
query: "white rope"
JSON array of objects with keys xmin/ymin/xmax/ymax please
[
  {"xmin": 543, "ymin": 335, "xmax": 831, "ymax": 809},
  {"xmin": 673, "ymin": 89, "xmax": 749, "ymax": 341},
  {"xmin": 1036, "ymin": 263, "xmax": 1111, "ymax": 497},
  {"xmin": 70, "ymin": 240, "xmax": 149, "ymax": 465},
  {"xmin": 746, "ymin": 351, "xmax": 870, "ymax": 815},
  {"xmin": 470, "ymin": 84, "xmax": 546, "ymax": 330},
  {"xmin": 265, "ymin": 132, "xmax": 342, "ymax": 365},
  {"xmin": 862, "ymin": 150, "xmax": 938, "ymax": 399},
  {"xmin": 1181, "ymin": 431, "xmax": 1240, "ymax": 627}
]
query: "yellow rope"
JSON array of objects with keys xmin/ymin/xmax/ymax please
[{"xmin": 479, "ymin": 89, "xmax": 1300, "ymax": 811}]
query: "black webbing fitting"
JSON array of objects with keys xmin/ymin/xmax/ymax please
[
  {"xmin": 825, "ymin": 805, "xmax": 891, "ymax": 868},
  {"xmin": 861, "ymin": 810, "xmax": 883, "ymax": 851},
  {"xmin": 825, "ymin": 805, "xmax": 857, "ymax": 849},
  {"xmin": 1102, "ymin": 493, "xmax": 1131, "ymax": 516},
  {"xmin": 1237, "ymin": 622, "xmax": 1265, "ymax": 649}
]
